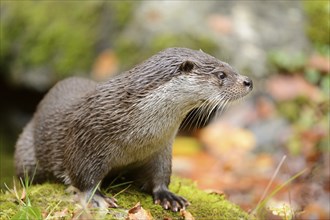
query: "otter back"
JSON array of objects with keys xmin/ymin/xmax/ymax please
[{"xmin": 15, "ymin": 77, "xmax": 97, "ymax": 182}]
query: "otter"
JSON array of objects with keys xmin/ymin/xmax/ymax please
[{"xmin": 14, "ymin": 47, "xmax": 253, "ymax": 212}]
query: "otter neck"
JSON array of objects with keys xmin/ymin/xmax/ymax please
[{"xmin": 134, "ymin": 76, "xmax": 204, "ymax": 139}]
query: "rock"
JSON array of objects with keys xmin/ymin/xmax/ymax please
[
  {"xmin": 124, "ymin": 1, "xmax": 311, "ymax": 77},
  {"xmin": 2, "ymin": 1, "xmax": 311, "ymax": 89}
]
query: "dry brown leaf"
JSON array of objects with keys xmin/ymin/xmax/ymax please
[
  {"xmin": 173, "ymin": 153, "xmax": 217, "ymax": 176},
  {"xmin": 253, "ymin": 154, "xmax": 274, "ymax": 173},
  {"xmin": 20, "ymin": 187, "xmax": 26, "ymax": 201},
  {"xmin": 126, "ymin": 202, "xmax": 153, "ymax": 220},
  {"xmin": 308, "ymin": 54, "xmax": 330, "ymax": 73},
  {"xmin": 172, "ymin": 137, "xmax": 202, "ymax": 156},
  {"xmin": 199, "ymin": 123, "xmax": 256, "ymax": 154},
  {"xmin": 204, "ymin": 189, "xmax": 226, "ymax": 197},
  {"xmin": 53, "ymin": 208, "xmax": 69, "ymax": 218},
  {"xmin": 180, "ymin": 210, "xmax": 195, "ymax": 220},
  {"xmin": 42, "ymin": 211, "xmax": 48, "ymax": 219},
  {"xmin": 255, "ymin": 96, "xmax": 276, "ymax": 119},
  {"xmin": 207, "ymin": 14, "xmax": 233, "ymax": 34},
  {"xmin": 91, "ymin": 49, "xmax": 119, "ymax": 81},
  {"xmin": 71, "ymin": 209, "xmax": 94, "ymax": 220},
  {"xmin": 266, "ymin": 74, "xmax": 323, "ymax": 101},
  {"xmin": 299, "ymin": 203, "xmax": 329, "ymax": 220},
  {"xmin": 146, "ymin": 9, "xmax": 162, "ymax": 23}
]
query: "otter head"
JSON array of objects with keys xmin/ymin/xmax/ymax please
[
  {"xmin": 163, "ymin": 48, "xmax": 253, "ymax": 115},
  {"xmin": 124, "ymin": 47, "xmax": 253, "ymax": 129}
]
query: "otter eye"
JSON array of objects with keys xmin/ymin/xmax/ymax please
[{"xmin": 218, "ymin": 72, "xmax": 226, "ymax": 79}]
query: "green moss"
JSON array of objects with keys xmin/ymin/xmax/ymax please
[
  {"xmin": 114, "ymin": 33, "xmax": 219, "ymax": 71},
  {"xmin": 112, "ymin": 177, "xmax": 248, "ymax": 219},
  {"xmin": 0, "ymin": 183, "xmax": 76, "ymax": 220},
  {"xmin": 0, "ymin": 177, "xmax": 248, "ymax": 219},
  {"xmin": 320, "ymin": 75, "xmax": 330, "ymax": 94},
  {"xmin": 114, "ymin": 39, "xmax": 143, "ymax": 71},
  {"xmin": 0, "ymin": 154, "xmax": 14, "ymax": 190},
  {"xmin": 111, "ymin": 2, "xmax": 136, "ymax": 29},
  {"xmin": 279, "ymin": 96, "xmax": 329, "ymax": 156},
  {"xmin": 150, "ymin": 33, "xmax": 218, "ymax": 56},
  {"xmin": 1, "ymin": 2, "xmax": 99, "ymax": 79},
  {"xmin": 303, "ymin": 1, "xmax": 330, "ymax": 45},
  {"xmin": 169, "ymin": 178, "xmax": 248, "ymax": 219},
  {"xmin": 267, "ymin": 50, "xmax": 307, "ymax": 73},
  {"xmin": 0, "ymin": 1, "xmax": 137, "ymax": 85}
]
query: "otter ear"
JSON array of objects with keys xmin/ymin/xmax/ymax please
[{"xmin": 179, "ymin": 60, "xmax": 195, "ymax": 73}]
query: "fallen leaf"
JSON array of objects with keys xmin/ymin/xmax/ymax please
[
  {"xmin": 299, "ymin": 203, "xmax": 329, "ymax": 220},
  {"xmin": 126, "ymin": 202, "xmax": 153, "ymax": 220},
  {"xmin": 146, "ymin": 9, "xmax": 162, "ymax": 23},
  {"xmin": 173, "ymin": 137, "xmax": 202, "ymax": 156},
  {"xmin": 91, "ymin": 49, "xmax": 119, "ymax": 81},
  {"xmin": 255, "ymin": 96, "xmax": 276, "ymax": 119},
  {"xmin": 198, "ymin": 123, "xmax": 256, "ymax": 154},
  {"xmin": 308, "ymin": 54, "xmax": 330, "ymax": 73},
  {"xmin": 204, "ymin": 189, "xmax": 225, "ymax": 197},
  {"xmin": 20, "ymin": 187, "xmax": 26, "ymax": 201},
  {"xmin": 72, "ymin": 209, "xmax": 94, "ymax": 220},
  {"xmin": 267, "ymin": 199, "xmax": 295, "ymax": 219},
  {"xmin": 207, "ymin": 14, "xmax": 233, "ymax": 34},
  {"xmin": 42, "ymin": 211, "xmax": 48, "ymax": 219},
  {"xmin": 53, "ymin": 208, "xmax": 69, "ymax": 218},
  {"xmin": 172, "ymin": 152, "xmax": 219, "ymax": 186},
  {"xmin": 253, "ymin": 154, "xmax": 275, "ymax": 173},
  {"xmin": 266, "ymin": 74, "xmax": 323, "ymax": 101},
  {"xmin": 180, "ymin": 210, "xmax": 195, "ymax": 220}
]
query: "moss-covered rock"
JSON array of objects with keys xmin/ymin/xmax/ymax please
[
  {"xmin": 0, "ymin": 177, "xmax": 248, "ymax": 219},
  {"xmin": 0, "ymin": 1, "xmax": 136, "ymax": 90},
  {"xmin": 303, "ymin": 1, "xmax": 330, "ymax": 45},
  {"xmin": 114, "ymin": 33, "xmax": 219, "ymax": 71}
]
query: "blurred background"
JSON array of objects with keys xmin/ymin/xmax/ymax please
[{"xmin": 0, "ymin": 1, "xmax": 329, "ymax": 219}]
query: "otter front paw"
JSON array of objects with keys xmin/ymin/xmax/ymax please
[{"xmin": 153, "ymin": 190, "xmax": 190, "ymax": 212}]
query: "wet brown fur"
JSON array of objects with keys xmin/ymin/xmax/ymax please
[{"xmin": 14, "ymin": 47, "xmax": 253, "ymax": 211}]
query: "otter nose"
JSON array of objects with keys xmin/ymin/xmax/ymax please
[{"xmin": 243, "ymin": 78, "xmax": 253, "ymax": 89}]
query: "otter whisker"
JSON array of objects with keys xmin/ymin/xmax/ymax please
[
  {"xmin": 205, "ymin": 95, "xmax": 225, "ymax": 125},
  {"xmin": 196, "ymin": 100, "xmax": 211, "ymax": 129},
  {"xmin": 180, "ymin": 103, "xmax": 203, "ymax": 132},
  {"xmin": 214, "ymin": 98, "xmax": 230, "ymax": 120}
]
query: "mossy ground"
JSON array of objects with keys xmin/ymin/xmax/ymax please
[{"xmin": 0, "ymin": 177, "xmax": 248, "ymax": 220}]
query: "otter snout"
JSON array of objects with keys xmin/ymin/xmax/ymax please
[
  {"xmin": 237, "ymin": 75, "xmax": 253, "ymax": 91},
  {"xmin": 243, "ymin": 77, "xmax": 253, "ymax": 89},
  {"xmin": 232, "ymin": 75, "xmax": 253, "ymax": 99}
]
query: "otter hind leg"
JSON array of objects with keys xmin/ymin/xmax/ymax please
[
  {"xmin": 89, "ymin": 190, "xmax": 118, "ymax": 209},
  {"xmin": 14, "ymin": 120, "xmax": 39, "ymax": 182},
  {"xmin": 67, "ymin": 185, "xmax": 118, "ymax": 209},
  {"xmin": 66, "ymin": 155, "xmax": 119, "ymax": 209}
]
